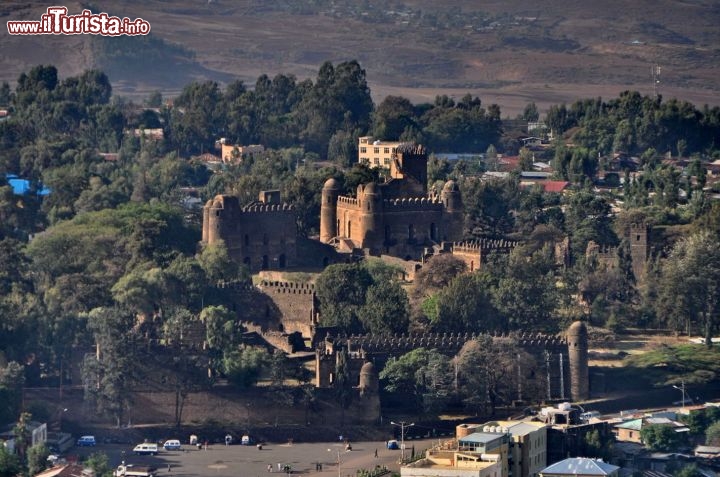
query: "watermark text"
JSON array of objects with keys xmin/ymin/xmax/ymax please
[{"xmin": 7, "ymin": 6, "xmax": 151, "ymax": 36}]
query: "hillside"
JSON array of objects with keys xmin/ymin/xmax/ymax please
[{"xmin": 2, "ymin": 0, "xmax": 720, "ymax": 115}]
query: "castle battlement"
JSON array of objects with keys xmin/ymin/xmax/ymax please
[
  {"xmin": 383, "ymin": 197, "xmax": 444, "ymax": 210},
  {"xmin": 259, "ymin": 280, "xmax": 316, "ymax": 295},
  {"xmin": 240, "ymin": 203, "xmax": 295, "ymax": 213},
  {"xmin": 337, "ymin": 196, "xmax": 360, "ymax": 206},
  {"xmin": 215, "ymin": 280, "xmax": 256, "ymax": 291},
  {"xmin": 453, "ymin": 239, "xmax": 519, "ymax": 253}
]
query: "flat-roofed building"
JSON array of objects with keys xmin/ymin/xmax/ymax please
[{"xmin": 358, "ymin": 136, "xmax": 402, "ymax": 168}]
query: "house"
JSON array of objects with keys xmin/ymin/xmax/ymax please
[
  {"xmin": 613, "ymin": 417, "xmax": 689, "ymax": 444},
  {"xmin": 540, "ymin": 458, "xmax": 620, "ymax": 477},
  {"xmin": 131, "ymin": 128, "xmax": 164, "ymax": 140},
  {"xmin": 219, "ymin": 142, "xmax": 264, "ymax": 164},
  {"xmin": 694, "ymin": 445, "xmax": 720, "ymax": 459}
]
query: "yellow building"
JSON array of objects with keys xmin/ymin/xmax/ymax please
[
  {"xmin": 402, "ymin": 447, "xmax": 503, "ymax": 477},
  {"xmin": 358, "ymin": 136, "xmax": 402, "ymax": 168},
  {"xmin": 220, "ymin": 143, "xmax": 265, "ymax": 164}
]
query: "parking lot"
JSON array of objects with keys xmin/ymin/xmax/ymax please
[{"xmin": 72, "ymin": 438, "xmax": 438, "ymax": 476}]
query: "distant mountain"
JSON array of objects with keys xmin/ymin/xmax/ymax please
[{"xmin": 2, "ymin": 0, "xmax": 719, "ymax": 115}]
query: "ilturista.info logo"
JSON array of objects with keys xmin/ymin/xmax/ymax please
[{"xmin": 7, "ymin": 6, "xmax": 151, "ymax": 36}]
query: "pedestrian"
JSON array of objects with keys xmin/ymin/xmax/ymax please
[
  {"xmin": 277, "ymin": 463, "xmax": 282, "ymax": 471},
  {"xmin": 167, "ymin": 464, "xmax": 171, "ymax": 473},
  {"xmin": 374, "ymin": 448, "xmax": 378, "ymax": 458},
  {"xmin": 268, "ymin": 464, "xmax": 273, "ymax": 472}
]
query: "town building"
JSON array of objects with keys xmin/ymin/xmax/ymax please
[{"xmin": 358, "ymin": 136, "xmax": 402, "ymax": 168}]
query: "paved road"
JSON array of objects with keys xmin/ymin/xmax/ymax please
[{"xmin": 73, "ymin": 439, "xmax": 439, "ymax": 477}]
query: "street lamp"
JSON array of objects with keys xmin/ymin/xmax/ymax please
[
  {"xmin": 328, "ymin": 448, "xmax": 341, "ymax": 477},
  {"xmin": 391, "ymin": 421, "xmax": 415, "ymax": 463},
  {"xmin": 673, "ymin": 380, "xmax": 688, "ymax": 409}
]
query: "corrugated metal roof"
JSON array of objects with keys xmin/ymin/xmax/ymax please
[{"xmin": 541, "ymin": 458, "xmax": 619, "ymax": 476}]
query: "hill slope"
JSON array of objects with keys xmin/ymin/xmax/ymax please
[{"xmin": 2, "ymin": 0, "xmax": 719, "ymax": 115}]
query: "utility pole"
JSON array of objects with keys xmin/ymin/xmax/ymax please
[
  {"xmin": 391, "ymin": 421, "xmax": 415, "ymax": 463},
  {"xmin": 673, "ymin": 380, "xmax": 688, "ymax": 410}
]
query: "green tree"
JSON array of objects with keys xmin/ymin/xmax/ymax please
[
  {"xmin": 379, "ymin": 348, "xmax": 450, "ymax": 415},
  {"xmin": 0, "ymin": 445, "xmax": 22, "ymax": 477},
  {"xmin": 222, "ymin": 346, "xmax": 269, "ymax": 388},
  {"xmin": 315, "ymin": 263, "xmax": 373, "ymax": 333},
  {"xmin": 657, "ymin": 231, "xmax": 720, "ymax": 345},
  {"xmin": 433, "ymin": 272, "xmax": 501, "ymax": 332},
  {"xmin": 361, "ymin": 281, "xmax": 410, "ymax": 334},
  {"xmin": 641, "ymin": 424, "xmax": 685, "ymax": 451},
  {"xmin": 85, "ymin": 452, "xmax": 113, "ymax": 477},
  {"xmin": 82, "ymin": 306, "xmax": 136, "ymax": 427},
  {"xmin": 706, "ymin": 421, "xmax": 720, "ymax": 446},
  {"xmin": 27, "ymin": 443, "xmax": 50, "ymax": 476}
]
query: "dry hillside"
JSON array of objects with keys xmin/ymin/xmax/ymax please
[{"xmin": 2, "ymin": 0, "xmax": 719, "ymax": 115}]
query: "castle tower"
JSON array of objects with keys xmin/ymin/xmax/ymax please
[
  {"xmin": 202, "ymin": 199, "xmax": 214, "ymax": 243},
  {"xmin": 206, "ymin": 195, "xmax": 241, "ymax": 244},
  {"xmin": 441, "ymin": 180, "xmax": 464, "ymax": 242},
  {"xmin": 567, "ymin": 321, "xmax": 589, "ymax": 401},
  {"xmin": 320, "ymin": 178, "xmax": 340, "ymax": 243},
  {"xmin": 629, "ymin": 223, "xmax": 648, "ymax": 281},
  {"xmin": 358, "ymin": 361, "xmax": 379, "ymax": 397},
  {"xmin": 390, "ymin": 144, "xmax": 428, "ymax": 190},
  {"xmin": 359, "ymin": 182, "xmax": 383, "ymax": 250}
]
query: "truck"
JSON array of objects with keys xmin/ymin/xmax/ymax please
[{"xmin": 113, "ymin": 464, "xmax": 156, "ymax": 477}]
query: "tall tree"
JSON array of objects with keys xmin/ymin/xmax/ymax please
[{"xmin": 657, "ymin": 231, "xmax": 720, "ymax": 346}]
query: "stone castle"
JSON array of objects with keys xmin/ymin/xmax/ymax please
[
  {"xmin": 202, "ymin": 190, "xmax": 298, "ymax": 272},
  {"xmin": 320, "ymin": 143, "xmax": 464, "ymax": 259},
  {"xmin": 585, "ymin": 222, "xmax": 649, "ymax": 281}
]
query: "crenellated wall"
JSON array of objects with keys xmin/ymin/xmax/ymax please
[
  {"xmin": 257, "ymin": 280, "xmax": 318, "ymax": 338},
  {"xmin": 202, "ymin": 194, "xmax": 298, "ymax": 272},
  {"xmin": 314, "ymin": 328, "xmax": 584, "ymax": 401},
  {"xmin": 452, "ymin": 239, "xmax": 519, "ymax": 272}
]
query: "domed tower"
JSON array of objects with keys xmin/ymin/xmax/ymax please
[
  {"xmin": 320, "ymin": 178, "xmax": 340, "ymax": 243},
  {"xmin": 359, "ymin": 182, "xmax": 383, "ymax": 250},
  {"xmin": 567, "ymin": 321, "xmax": 589, "ymax": 401},
  {"xmin": 206, "ymin": 195, "xmax": 241, "ymax": 245},
  {"xmin": 358, "ymin": 361, "xmax": 378, "ymax": 397},
  {"xmin": 441, "ymin": 180, "xmax": 463, "ymax": 242}
]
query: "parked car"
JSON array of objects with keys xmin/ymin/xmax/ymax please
[
  {"xmin": 163, "ymin": 440, "xmax": 181, "ymax": 451},
  {"xmin": 77, "ymin": 436, "xmax": 96, "ymax": 447},
  {"xmin": 241, "ymin": 435, "xmax": 252, "ymax": 445},
  {"xmin": 386, "ymin": 440, "xmax": 399, "ymax": 450},
  {"xmin": 133, "ymin": 443, "xmax": 158, "ymax": 455}
]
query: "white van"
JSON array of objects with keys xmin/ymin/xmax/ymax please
[
  {"xmin": 133, "ymin": 443, "xmax": 158, "ymax": 455},
  {"xmin": 163, "ymin": 440, "xmax": 181, "ymax": 451}
]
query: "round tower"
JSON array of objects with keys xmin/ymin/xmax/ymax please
[
  {"xmin": 358, "ymin": 361, "xmax": 378, "ymax": 397},
  {"xmin": 320, "ymin": 178, "xmax": 340, "ymax": 243},
  {"xmin": 360, "ymin": 182, "xmax": 383, "ymax": 250},
  {"xmin": 202, "ymin": 199, "xmax": 214, "ymax": 243},
  {"xmin": 567, "ymin": 320, "xmax": 589, "ymax": 401},
  {"xmin": 441, "ymin": 180, "xmax": 463, "ymax": 242}
]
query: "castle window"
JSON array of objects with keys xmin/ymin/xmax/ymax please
[
  {"xmin": 384, "ymin": 158, "xmax": 390, "ymax": 165},
  {"xmin": 216, "ymin": 211, "xmax": 220, "ymax": 217},
  {"xmin": 263, "ymin": 233, "xmax": 269, "ymax": 245},
  {"xmin": 360, "ymin": 147, "xmax": 367, "ymax": 153},
  {"xmin": 384, "ymin": 147, "xmax": 390, "ymax": 154},
  {"xmin": 373, "ymin": 147, "xmax": 379, "ymax": 154},
  {"xmin": 470, "ymin": 261, "xmax": 475, "ymax": 272},
  {"xmin": 347, "ymin": 221, "xmax": 352, "ymax": 237},
  {"xmin": 336, "ymin": 219, "xmax": 340, "ymax": 237},
  {"xmin": 373, "ymin": 158, "xmax": 379, "ymax": 165},
  {"xmin": 391, "ymin": 147, "xmax": 396, "ymax": 153},
  {"xmin": 244, "ymin": 234, "xmax": 249, "ymax": 246},
  {"xmin": 636, "ymin": 234, "xmax": 641, "ymax": 241}
]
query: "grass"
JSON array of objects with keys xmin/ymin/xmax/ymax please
[{"xmin": 622, "ymin": 343, "xmax": 720, "ymax": 386}]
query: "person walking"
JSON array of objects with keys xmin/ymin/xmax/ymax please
[
  {"xmin": 267, "ymin": 464, "xmax": 273, "ymax": 472},
  {"xmin": 167, "ymin": 464, "xmax": 171, "ymax": 473},
  {"xmin": 374, "ymin": 448, "xmax": 378, "ymax": 458}
]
